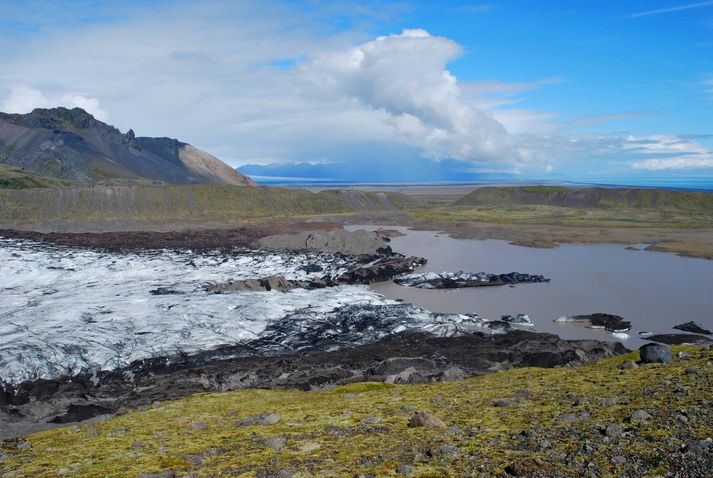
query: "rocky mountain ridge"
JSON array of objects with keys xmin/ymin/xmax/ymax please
[{"xmin": 0, "ymin": 107, "xmax": 255, "ymax": 186}]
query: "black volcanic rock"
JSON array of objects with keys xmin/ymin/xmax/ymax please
[
  {"xmin": 48, "ymin": 404, "xmax": 115, "ymax": 424},
  {"xmin": 648, "ymin": 334, "xmax": 712, "ymax": 345},
  {"xmin": 0, "ymin": 107, "xmax": 255, "ymax": 185},
  {"xmin": 557, "ymin": 313, "xmax": 631, "ymax": 332},
  {"xmin": 336, "ymin": 255, "xmax": 427, "ymax": 284},
  {"xmin": 639, "ymin": 343, "xmax": 672, "ymax": 363}
]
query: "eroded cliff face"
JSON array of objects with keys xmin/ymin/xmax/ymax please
[
  {"xmin": 0, "ymin": 185, "xmax": 416, "ymax": 232},
  {"xmin": 0, "ymin": 107, "xmax": 255, "ymax": 186}
]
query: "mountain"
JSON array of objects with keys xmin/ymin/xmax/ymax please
[{"xmin": 0, "ymin": 107, "xmax": 255, "ymax": 186}]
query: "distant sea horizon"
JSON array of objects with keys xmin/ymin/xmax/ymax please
[{"xmin": 250, "ymin": 176, "xmax": 713, "ymax": 192}]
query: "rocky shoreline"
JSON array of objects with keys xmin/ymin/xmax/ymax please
[{"xmin": 0, "ymin": 330, "xmax": 627, "ymax": 439}]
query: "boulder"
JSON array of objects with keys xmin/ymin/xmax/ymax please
[
  {"xmin": 395, "ymin": 464, "xmax": 413, "ymax": 475},
  {"xmin": 408, "ymin": 411, "xmax": 447, "ymax": 429},
  {"xmin": 265, "ymin": 436, "xmax": 286, "ymax": 451},
  {"xmin": 629, "ymin": 410, "xmax": 652, "ymax": 422},
  {"xmin": 683, "ymin": 438, "xmax": 712, "ymax": 453},
  {"xmin": 604, "ymin": 423, "xmax": 623, "ymax": 438},
  {"xmin": 639, "ymin": 344, "xmax": 672, "ymax": 363},
  {"xmin": 428, "ymin": 444, "xmax": 460, "ymax": 457},
  {"xmin": 235, "ymin": 413, "xmax": 281, "ymax": 426},
  {"xmin": 619, "ymin": 360, "xmax": 639, "ymax": 370}
]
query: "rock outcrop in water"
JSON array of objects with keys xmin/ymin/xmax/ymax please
[
  {"xmin": 205, "ymin": 255, "xmax": 427, "ymax": 293},
  {"xmin": 335, "ymin": 255, "xmax": 427, "ymax": 284},
  {"xmin": 554, "ymin": 313, "xmax": 632, "ymax": 332},
  {"xmin": 648, "ymin": 334, "xmax": 713, "ymax": 345},
  {"xmin": 674, "ymin": 321, "xmax": 712, "ymax": 335},
  {"xmin": 501, "ymin": 314, "xmax": 534, "ymax": 326},
  {"xmin": 395, "ymin": 271, "xmax": 549, "ymax": 289}
]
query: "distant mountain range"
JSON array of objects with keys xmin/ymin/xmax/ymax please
[
  {"xmin": 237, "ymin": 157, "xmax": 516, "ymax": 184},
  {"xmin": 0, "ymin": 107, "xmax": 255, "ymax": 186}
]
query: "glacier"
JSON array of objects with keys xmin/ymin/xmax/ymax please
[{"xmin": 0, "ymin": 239, "xmax": 486, "ymax": 385}]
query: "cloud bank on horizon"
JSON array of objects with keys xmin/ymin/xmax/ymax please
[{"xmin": 1, "ymin": 0, "xmax": 712, "ymax": 182}]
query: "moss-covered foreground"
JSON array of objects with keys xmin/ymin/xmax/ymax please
[{"xmin": 1, "ymin": 346, "xmax": 711, "ymax": 477}]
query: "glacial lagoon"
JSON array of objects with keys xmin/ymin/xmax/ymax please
[{"xmin": 354, "ymin": 226, "xmax": 713, "ymax": 348}]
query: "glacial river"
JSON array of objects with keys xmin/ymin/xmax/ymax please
[{"xmin": 350, "ymin": 226, "xmax": 713, "ymax": 348}]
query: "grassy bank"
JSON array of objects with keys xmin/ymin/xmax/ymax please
[
  {"xmin": 0, "ymin": 185, "xmax": 414, "ymax": 228},
  {"xmin": 408, "ymin": 186, "xmax": 713, "ymax": 229},
  {"xmin": 2, "ymin": 346, "xmax": 710, "ymax": 477},
  {"xmin": 401, "ymin": 186, "xmax": 713, "ymax": 259},
  {"xmin": 410, "ymin": 203, "xmax": 712, "ymax": 229}
]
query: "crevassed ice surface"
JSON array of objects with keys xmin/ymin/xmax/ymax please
[
  {"xmin": 0, "ymin": 239, "xmax": 488, "ymax": 385},
  {"xmin": 0, "ymin": 239, "xmax": 392, "ymax": 385}
]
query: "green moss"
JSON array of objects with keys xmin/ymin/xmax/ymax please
[{"xmin": 2, "ymin": 346, "xmax": 710, "ymax": 477}]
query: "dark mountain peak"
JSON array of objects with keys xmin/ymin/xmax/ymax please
[{"xmin": 30, "ymin": 107, "xmax": 109, "ymax": 130}]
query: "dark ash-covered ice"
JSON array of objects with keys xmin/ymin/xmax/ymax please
[
  {"xmin": 248, "ymin": 303, "xmax": 486, "ymax": 354},
  {"xmin": 395, "ymin": 271, "xmax": 550, "ymax": 289},
  {"xmin": 501, "ymin": 314, "xmax": 534, "ymax": 326}
]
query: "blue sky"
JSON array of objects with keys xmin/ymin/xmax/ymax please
[{"xmin": 1, "ymin": 0, "xmax": 712, "ymax": 182}]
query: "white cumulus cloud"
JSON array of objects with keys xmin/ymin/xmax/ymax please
[
  {"xmin": 298, "ymin": 29, "xmax": 517, "ymax": 162},
  {"xmin": 628, "ymin": 135, "xmax": 713, "ymax": 170},
  {"xmin": 1, "ymin": 86, "xmax": 108, "ymax": 121},
  {"xmin": 1, "ymin": 86, "xmax": 49, "ymax": 114}
]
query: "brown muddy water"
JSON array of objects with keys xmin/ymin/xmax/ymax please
[{"xmin": 348, "ymin": 225, "xmax": 713, "ymax": 349}]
